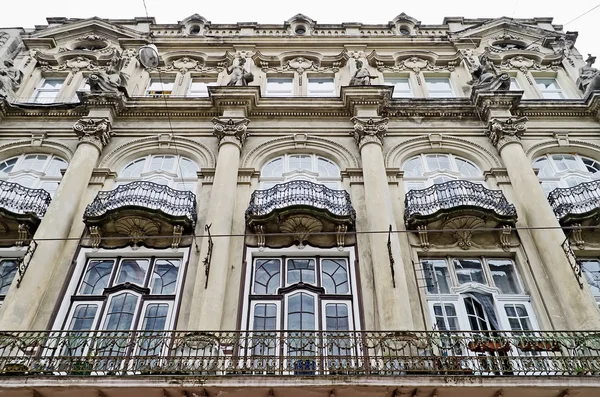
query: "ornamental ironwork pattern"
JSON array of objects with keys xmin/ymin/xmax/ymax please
[
  {"xmin": 245, "ymin": 180, "xmax": 355, "ymax": 221},
  {"xmin": 548, "ymin": 180, "xmax": 600, "ymax": 222},
  {"xmin": 0, "ymin": 180, "xmax": 51, "ymax": 219},
  {"xmin": 0, "ymin": 330, "xmax": 599, "ymax": 376},
  {"xmin": 404, "ymin": 180, "xmax": 517, "ymax": 225},
  {"xmin": 83, "ymin": 181, "xmax": 197, "ymax": 225}
]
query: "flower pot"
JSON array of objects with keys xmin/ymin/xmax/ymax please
[{"xmin": 468, "ymin": 339, "xmax": 511, "ymax": 353}]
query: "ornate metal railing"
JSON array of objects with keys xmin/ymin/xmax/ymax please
[
  {"xmin": 0, "ymin": 180, "xmax": 52, "ymax": 218},
  {"xmin": 246, "ymin": 180, "xmax": 355, "ymax": 221},
  {"xmin": 0, "ymin": 330, "xmax": 599, "ymax": 376},
  {"xmin": 548, "ymin": 180, "xmax": 600, "ymax": 222},
  {"xmin": 404, "ymin": 180, "xmax": 517, "ymax": 224},
  {"xmin": 84, "ymin": 181, "xmax": 197, "ymax": 224}
]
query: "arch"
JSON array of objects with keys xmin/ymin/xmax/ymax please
[
  {"xmin": 98, "ymin": 136, "xmax": 215, "ymax": 172},
  {"xmin": 526, "ymin": 139, "xmax": 600, "ymax": 161},
  {"xmin": 242, "ymin": 135, "xmax": 359, "ymax": 171},
  {"xmin": 385, "ymin": 135, "xmax": 502, "ymax": 170},
  {"xmin": 0, "ymin": 139, "xmax": 74, "ymax": 162}
]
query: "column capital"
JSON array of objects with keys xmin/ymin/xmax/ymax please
[
  {"xmin": 73, "ymin": 117, "xmax": 114, "ymax": 152},
  {"xmin": 351, "ymin": 116, "xmax": 389, "ymax": 149},
  {"xmin": 77, "ymin": 92, "xmax": 126, "ymax": 120},
  {"xmin": 212, "ymin": 117, "xmax": 250, "ymax": 149},
  {"xmin": 486, "ymin": 116, "xmax": 528, "ymax": 151}
]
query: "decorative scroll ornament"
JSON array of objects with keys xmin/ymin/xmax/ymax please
[
  {"xmin": 260, "ymin": 56, "xmax": 341, "ymax": 76},
  {"xmin": 351, "ymin": 117, "xmax": 389, "ymax": 148},
  {"xmin": 212, "ymin": 117, "xmax": 250, "ymax": 148},
  {"xmin": 149, "ymin": 57, "xmax": 226, "ymax": 75},
  {"xmin": 73, "ymin": 117, "xmax": 114, "ymax": 150},
  {"xmin": 486, "ymin": 116, "xmax": 528, "ymax": 150},
  {"xmin": 375, "ymin": 56, "xmax": 456, "ymax": 85}
]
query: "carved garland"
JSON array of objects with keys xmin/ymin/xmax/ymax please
[
  {"xmin": 260, "ymin": 57, "xmax": 341, "ymax": 85},
  {"xmin": 375, "ymin": 56, "xmax": 457, "ymax": 85}
]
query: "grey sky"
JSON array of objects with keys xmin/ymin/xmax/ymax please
[{"xmin": 2, "ymin": 0, "xmax": 599, "ymax": 61}]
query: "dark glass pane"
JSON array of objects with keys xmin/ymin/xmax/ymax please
[
  {"xmin": 488, "ymin": 260, "xmax": 520, "ymax": 294},
  {"xmin": 253, "ymin": 259, "xmax": 281, "ymax": 294},
  {"xmin": 141, "ymin": 303, "xmax": 169, "ymax": 331},
  {"xmin": 79, "ymin": 260, "xmax": 115, "ymax": 295},
  {"xmin": 322, "ymin": 259, "xmax": 349, "ymax": 294},
  {"xmin": 68, "ymin": 304, "xmax": 98, "ymax": 331},
  {"xmin": 116, "ymin": 259, "xmax": 149, "ymax": 287},
  {"xmin": 104, "ymin": 293, "xmax": 138, "ymax": 330},
  {"xmin": 151, "ymin": 259, "xmax": 180, "ymax": 294},
  {"xmin": 0, "ymin": 259, "xmax": 18, "ymax": 295},
  {"xmin": 287, "ymin": 259, "xmax": 315, "ymax": 285},
  {"xmin": 454, "ymin": 259, "xmax": 485, "ymax": 285}
]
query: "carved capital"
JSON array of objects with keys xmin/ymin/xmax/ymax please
[
  {"xmin": 212, "ymin": 117, "xmax": 250, "ymax": 149},
  {"xmin": 73, "ymin": 118, "xmax": 114, "ymax": 151},
  {"xmin": 486, "ymin": 116, "xmax": 528, "ymax": 151},
  {"xmin": 351, "ymin": 117, "xmax": 389, "ymax": 149}
]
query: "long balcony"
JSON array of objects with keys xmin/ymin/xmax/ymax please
[
  {"xmin": 245, "ymin": 180, "xmax": 356, "ymax": 249},
  {"xmin": 0, "ymin": 180, "xmax": 51, "ymax": 246},
  {"xmin": 548, "ymin": 180, "xmax": 600, "ymax": 225},
  {"xmin": 405, "ymin": 180, "xmax": 517, "ymax": 228},
  {"xmin": 83, "ymin": 181, "xmax": 197, "ymax": 249},
  {"xmin": 0, "ymin": 330, "xmax": 599, "ymax": 377}
]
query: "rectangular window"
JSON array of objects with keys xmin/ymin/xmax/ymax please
[
  {"xmin": 504, "ymin": 304, "xmax": 532, "ymax": 331},
  {"xmin": 0, "ymin": 258, "xmax": 19, "ymax": 305},
  {"xmin": 535, "ymin": 78, "xmax": 565, "ymax": 99},
  {"xmin": 307, "ymin": 77, "xmax": 335, "ymax": 96},
  {"xmin": 421, "ymin": 259, "xmax": 451, "ymax": 294},
  {"xmin": 488, "ymin": 259, "xmax": 521, "ymax": 294},
  {"xmin": 579, "ymin": 259, "xmax": 600, "ymax": 300},
  {"xmin": 453, "ymin": 258, "xmax": 486, "ymax": 285},
  {"xmin": 188, "ymin": 79, "xmax": 217, "ymax": 97},
  {"xmin": 265, "ymin": 77, "xmax": 294, "ymax": 96},
  {"xmin": 146, "ymin": 78, "xmax": 174, "ymax": 96},
  {"xmin": 510, "ymin": 77, "xmax": 521, "ymax": 91},
  {"xmin": 385, "ymin": 78, "xmax": 412, "ymax": 98},
  {"xmin": 32, "ymin": 78, "xmax": 65, "ymax": 103},
  {"xmin": 424, "ymin": 77, "xmax": 454, "ymax": 98}
]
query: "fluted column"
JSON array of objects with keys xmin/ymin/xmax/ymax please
[
  {"xmin": 352, "ymin": 117, "xmax": 414, "ymax": 330},
  {"xmin": 486, "ymin": 116, "xmax": 600, "ymax": 330},
  {"xmin": 0, "ymin": 118, "xmax": 114, "ymax": 330},
  {"xmin": 189, "ymin": 117, "xmax": 249, "ymax": 330}
]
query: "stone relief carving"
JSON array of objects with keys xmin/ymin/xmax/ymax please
[
  {"xmin": 577, "ymin": 54, "xmax": 600, "ymax": 97},
  {"xmin": 279, "ymin": 215, "xmax": 323, "ymax": 249},
  {"xmin": 486, "ymin": 116, "xmax": 528, "ymax": 150},
  {"xmin": 212, "ymin": 117, "xmax": 250, "ymax": 148},
  {"xmin": 442, "ymin": 216, "xmax": 485, "ymax": 250},
  {"xmin": 226, "ymin": 57, "xmax": 253, "ymax": 86},
  {"xmin": 499, "ymin": 55, "xmax": 561, "ymax": 86},
  {"xmin": 73, "ymin": 118, "xmax": 114, "ymax": 150},
  {"xmin": 260, "ymin": 56, "xmax": 341, "ymax": 76},
  {"xmin": 349, "ymin": 59, "xmax": 375, "ymax": 86},
  {"xmin": 465, "ymin": 53, "xmax": 510, "ymax": 92},
  {"xmin": 375, "ymin": 56, "xmax": 456, "ymax": 85},
  {"xmin": 86, "ymin": 50, "xmax": 129, "ymax": 95},
  {"xmin": 0, "ymin": 59, "xmax": 22, "ymax": 98},
  {"xmin": 351, "ymin": 117, "xmax": 388, "ymax": 148}
]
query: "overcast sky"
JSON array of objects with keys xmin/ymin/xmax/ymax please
[{"xmin": 1, "ymin": 0, "xmax": 599, "ymax": 61}]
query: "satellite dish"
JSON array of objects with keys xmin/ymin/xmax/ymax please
[{"xmin": 138, "ymin": 44, "xmax": 159, "ymax": 68}]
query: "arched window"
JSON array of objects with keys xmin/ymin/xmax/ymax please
[
  {"xmin": 260, "ymin": 154, "xmax": 341, "ymax": 189},
  {"xmin": 118, "ymin": 154, "xmax": 199, "ymax": 192},
  {"xmin": 533, "ymin": 154, "xmax": 600, "ymax": 194},
  {"xmin": 0, "ymin": 153, "xmax": 67, "ymax": 196},
  {"xmin": 402, "ymin": 153, "xmax": 483, "ymax": 191}
]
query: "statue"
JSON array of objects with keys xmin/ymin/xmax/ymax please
[
  {"xmin": 577, "ymin": 54, "xmax": 600, "ymax": 97},
  {"xmin": 349, "ymin": 60, "xmax": 375, "ymax": 86},
  {"xmin": 226, "ymin": 58, "xmax": 254, "ymax": 86},
  {"xmin": 466, "ymin": 53, "xmax": 510, "ymax": 92},
  {"xmin": 0, "ymin": 59, "xmax": 23, "ymax": 98},
  {"xmin": 85, "ymin": 50, "xmax": 129, "ymax": 96}
]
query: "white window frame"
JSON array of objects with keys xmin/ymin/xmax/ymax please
[
  {"xmin": 534, "ymin": 77, "xmax": 566, "ymax": 99},
  {"xmin": 307, "ymin": 76, "xmax": 336, "ymax": 97},
  {"xmin": 32, "ymin": 77, "xmax": 66, "ymax": 103},
  {"xmin": 117, "ymin": 154, "xmax": 199, "ymax": 193},
  {"xmin": 384, "ymin": 77, "xmax": 413, "ymax": 98},
  {"xmin": 424, "ymin": 76, "xmax": 454, "ymax": 98},
  {"xmin": 265, "ymin": 76, "xmax": 294, "ymax": 97},
  {"xmin": 402, "ymin": 153, "xmax": 484, "ymax": 192},
  {"xmin": 533, "ymin": 153, "xmax": 600, "ymax": 195},
  {"xmin": 145, "ymin": 77, "xmax": 176, "ymax": 96},
  {"xmin": 0, "ymin": 153, "xmax": 67, "ymax": 197},
  {"xmin": 259, "ymin": 154, "xmax": 342, "ymax": 189},
  {"xmin": 187, "ymin": 77, "xmax": 218, "ymax": 97}
]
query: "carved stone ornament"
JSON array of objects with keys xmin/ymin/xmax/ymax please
[
  {"xmin": 375, "ymin": 56, "xmax": 456, "ymax": 85},
  {"xmin": 465, "ymin": 53, "xmax": 510, "ymax": 93},
  {"xmin": 486, "ymin": 116, "xmax": 528, "ymax": 150},
  {"xmin": 73, "ymin": 117, "xmax": 114, "ymax": 150},
  {"xmin": 260, "ymin": 56, "xmax": 341, "ymax": 76},
  {"xmin": 442, "ymin": 216, "xmax": 485, "ymax": 250},
  {"xmin": 351, "ymin": 117, "xmax": 389, "ymax": 148},
  {"xmin": 212, "ymin": 117, "xmax": 250, "ymax": 148},
  {"xmin": 279, "ymin": 215, "xmax": 323, "ymax": 249}
]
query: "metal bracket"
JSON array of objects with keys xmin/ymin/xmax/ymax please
[
  {"xmin": 562, "ymin": 235, "xmax": 583, "ymax": 289},
  {"xmin": 203, "ymin": 223, "xmax": 214, "ymax": 289},
  {"xmin": 387, "ymin": 225, "xmax": 396, "ymax": 288},
  {"xmin": 16, "ymin": 239, "xmax": 38, "ymax": 288}
]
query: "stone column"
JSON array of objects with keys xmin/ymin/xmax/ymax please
[
  {"xmin": 0, "ymin": 118, "xmax": 114, "ymax": 330},
  {"xmin": 352, "ymin": 117, "xmax": 414, "ymax": 330},
  {"xmin": 485, "ymin": 116, "xmax": 600, "ymax": 330},
  {"xmin": 189, "ymin": 117, "xmax": 249, "ymax": 330}
]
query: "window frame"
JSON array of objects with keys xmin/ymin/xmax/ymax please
[
  {"xmin": 259, "ymin": 154, "xmax": 342, "ymax": 189},
  {"xmin": 533, "ymin": 153, "xmax": 600, "ymax": 195},
  {"xmin": 306, "ymin": 76, "xmax": 336, "ymax": 97},
  {"xmin": 31, "ymin": 77, "xmax": 67, "ymax": 103},
  {"xmin": 145, "ymin": 76, "xmax": 176, "ymax": 97},
  {"xmin": 187, "ymin": 77, "xmax": 218, "ymax": 97},
  {"xmin": 384, "ymin": 76, "xmax": 413, "ymax": 98},
  {"xmin": 0, "ymin": 153, "xmax": 68, "ymax": 197},
  {"xmin": 402, "ymin": 153, "xmax": 484, "ymax": 192},
  {"xmin": 117, "ymin": 154, "xmax": 199, "ymax": 192},
  {"xmin": 423, "ymin": 76, "xmax": 455, "ymax": 98},
  {"xmin": 265, "ymin": 76, "xmax": 295, "ymax": 97},
  {"xmin": 533, "ymin": 76, "xmax": 566, "ymax": 99}
]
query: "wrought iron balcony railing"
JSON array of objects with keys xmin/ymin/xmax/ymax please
[
  {"xmin": 0, "ymin": 180, "xmax": 52, "ymax": 219},
  {"xmin": 83, "ymin": 181, "xmax": 197, "ymax": 225},
  {"xmin": 404, "ymin": 180, "xmax": 517, "ymax": 225},
  {"xmin": 246, "ymin": 180, "xmax": 356, "ymax": 221},
  {"xmin": 548, "ymin": 180, "xmax": 600, "ymax": 223},
  {"xmin": 0, "ymin": 330, "xmax": 599, "ymax": 377}
]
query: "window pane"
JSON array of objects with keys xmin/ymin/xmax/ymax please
[
  {"xmin": 0, "ymin": 158, "xmax": 17, "ymax": 174},
  {"xmin": 262, "ymin": 158, "xmax": 284, "ymax": 177},
  {"xmin": 509, "ymin": 78, "xmax": 521, "ymax": 91},
  {"xmin": 325, "ymin": 303, "xmax": 349, "ymax": 331},
  {"xmin": 385, "ymin": 78, "xmax": 412, "ymax": 98},
  {"xmin": 116, "ymin": 259, "xmax": 150, "ymax": 286},
  {"xmin": 532, "ymin": 157, "xmax": 553, "ymax": 177},
  {"xmin": 150, "ymin": 259, "xmax": 180, "ymax": 295},
  {"xmin": 321, "ymin": 259, "xmax": 349, "ymax": 294},
  {"xmin": 41, "ymin": 79, "xmax": 64, "ymax": 89},
  {"xmin": 104, "ymin": 293, "xmax": 138, "ymax": 330},
  {"xmin": 581, "ymin": 260, "xmax": 600, "ymax": 296},
  {"xmin": 402, "ymin": 157, "xmax": 423, "ymax": 177},
  {"xmin": 433, "ymin": 303, "xmax": 458, "ymax": 331},
  {"xmin": 426, "ymin": 154, "xmax": 450, "ymax": 171},
  {"xmin": 488, "ymin": 260, "xmax": 520, "ymax": 294},
  {"xmin": 45, "ymin": 157, "xmax": 67, "ymax": 176},
  {"xmin": 583, "ymin": 158, "xmax": 600, "ymax": 175},
  {"xmin": 288, "ymin": 155, "xmax": 311, "ymax": 172},
  {"xmin": 0, "ymin": 259, "xmax": 18, "ymax": 296},
  {"xmin": 455, "ymin": 158, "xmax": 480, "ymax": 177},
  {"xmin": 121, "ymin": 158, "xmax": 147, "ymax": 177},
  {"xmin": 464, "ymin": 296, "xmax": 489, "ymax": 331},
  {"xmin": 307, "ymin": 77, "xmax": 335, "ymax": 96},
  {"xmin": 425, "ymin": 78, "xmax": 453, "ymax": 97},
  {"xmin": 454, "ymin": 259, "xmax": 485, "ymax": 285},
  {"xmin": 266, "ymin": 77, "xmax": 293, "ymax": 96},
  {"xmin": 253, "ymin": 259, "xmax": 281, "ymax": 294},
  {"xmin": 535, "ymin": 78, "xmax": 564, "ymax": 99},
  {"xmin": 317, "ymin": 158, "xmax": 339, "ymax": 177},
  {"xmin": 504, "ymin": 304, "xmax": 531, "ymax": 331},
  {"xmin": 287, "ymin": 258, "xmax": 315, "ymax": 285},
  {"xmin": 141, "ymin": 303, "xmax": 170, "ymax": 331},
  {"xmin": 253, "ymin": 303, "xmax": 278, "ymax": 331},
  {"xmin": 422, "ymin": 259, "xmax": 451, "ymax": 294},
  {"xmin": 178, "ymin": 158, "xmax": 198, "ymax": 177},
  {"xmin": 552, "ymin": 154, "xmax": 579, "ymax": 171},
  {"xmin": 287, "ymin": 292, "xmax": 315, "ymax": 330},
  {"xmin": 188, "ymin": 80, "xmax": 216, "ymax": 97},
  {"xmin": 68, "ymin": 304, "xmax": 98, "ymax": 331},
  {"xmin": 79, "ymin": 260, "xmax": 115, "ymax": 295}
]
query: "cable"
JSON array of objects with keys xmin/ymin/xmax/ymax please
[{"xmin": 564, "ymin": 3, "xmax": 600, "ymax": 26}]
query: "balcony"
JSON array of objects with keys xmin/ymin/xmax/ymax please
[
  {"xmin": 548, "ymin": 180, "xmax": 600, "ymax": 226},
  {"xmin": 83, "ymin": 181, "xmax": 197, "ymax": 249},
  {"xmin": 0, "ymin": 180, "xmax": 51, "ymax": 246},
  {"xmin": 0, "ymin": 330, "xmax": 599, "ymax": 378},
  {"xmin": 245, "ymin": 180, "xmax": 356, "ymax": 249}
]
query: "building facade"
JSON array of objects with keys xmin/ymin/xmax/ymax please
[{"xmin": 0, "ymin": 12, "xmax": 599, "ymax": 397}]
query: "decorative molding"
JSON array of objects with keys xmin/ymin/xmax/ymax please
[
  {"xmin": 148, "ymin": 56, "xmax": 226, "ymax": 75},
  {"xmin": 341, "ymin": 168, "xmax": 363, "ymax": 185},
  {"xmin": 30, "ymin": 132, "xmax": 47, "ymax": 147},
  {"xmin": 238, "ymin": 168, "xmax": 260, "ymax": 185},
  {"xmin": 486, "ymin": 116, "xmax": 528, "ymax": 150},
  {"xmin": 484, "ymin": 168, "xmax": 511, "ymax": 185},
  {"xmin": 89, "ymin": 168, "xmax": 117, "ymax": 186},
  {"xmin": 73, "ymin": 117, "xmax": 114, "ymax": 151},
  {"xmin": 375, "ymin": 56, "xmax": 456, "ymax": 85},
  {"xmin": 442, "ymin": 216, "xmax": 485, "ymax": 250},
  {"xmin": 351, "ymin": 117, "xmax": 389, "ymax": 149},
  {"xmin": 258, "ymin": 55, "xmax": 342, "ymax": 76},
  {"xmin": 212, "ymin": 117, "xmax": 250, "ymax": 149},
  {"xmin": 279, "ymin": 215, "xmax": 323, "ymax": 249}
]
